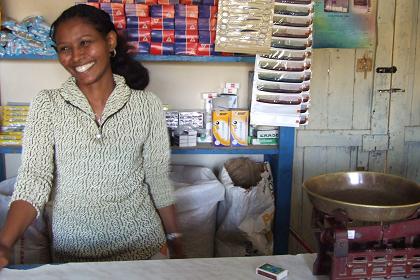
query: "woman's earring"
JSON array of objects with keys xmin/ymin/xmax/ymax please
[{"xmin": 110, "ymin": 49, "xmax": 117, "ymax": 58}]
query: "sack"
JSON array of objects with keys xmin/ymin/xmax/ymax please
[
  {"xmin": 0, "ymin": 177, "xmax": 51, "ymax": 265},
  {"xmin": 215, "ymin": 161, "xmax": 274, "ymax": 257}
]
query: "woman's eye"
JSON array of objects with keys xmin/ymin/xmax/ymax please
[
  {"xmin": 81, "ymin": 40, "xmax": 90, "ymax": 47},
  {"xmin": 58, "ymin": 46, "xmax": 70, "ymax": 53}
]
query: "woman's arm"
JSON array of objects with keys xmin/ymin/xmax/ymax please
[
  {"xmin": 157, "ymin": 204, "xmax": 185, "ymax": 258},
  {"xmin": 0, "ymin": 200, "xmax": 37, "ymax": 268}
]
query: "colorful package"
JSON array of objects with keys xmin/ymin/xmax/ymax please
[
  {"xmin": 174, "ymin": 17, "xmax": 198, "ymax": 30},
  {"xmin": 150, "ymin": 17, "xmax": 175, "ymax": 29},
  {"xmin": 125, "ymin": 3, "xmax": 149, "ymax": 16},
  {"xmin": 151, "ymin": 30, "xmax": 175, "ymax": 43},
  {"xmin": 150, "ymin": 5, "xmax": 175, "ymax": 18},
  {"xmin": 127, "ymin": 28, "xmax": 151, "ymax": 42},
  {"xmin": 198, "ymin": 5, "xmax": 217, "ymax": 18},
  {"xmin": 175, "ymin": 4, "xmax": 199, "ymax": 18},
  {"xmin": 175, "ymin": 30, "xmax": 198, "ymax": 43},
  {"xmin": 197, "ymin": 17, "xmax": 216, "ymax": 31},
  {"xmin": 100, "ymin": 3, "xmax": 125, "ymax": 16},
  {"xmin": 126, "ymin": 16, "xmax": 151, "ymax": 29},
  {"xmin": 150, "ymin": 42, "xmax": 174, "ymax": 54},
  {"xmin": 198, "ymin": 30, "xmax": 215, "ymax": 43},
  {"xmin": 174, "ymin": 42, "xmax": 197, "ymax": 55},
  {"xmin": 196, "ymin": 43, "xmax": 215, "ymax": 56}
]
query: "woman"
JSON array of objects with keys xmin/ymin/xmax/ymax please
[{"xmin": 0, "ymin": 4, "xmax": 183, "ymax": 266}]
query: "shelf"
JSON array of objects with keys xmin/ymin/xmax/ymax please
[
  {"xmin": 171, "ymin": 144, "xmax": 278, "ymax": 154},
  {"xmin": 0, "ymin": 54, "xmax": 256, "ymax": 63},
  {"xmin": 0, "ymin": 144, "xmax": 277, "ymax": 155}
]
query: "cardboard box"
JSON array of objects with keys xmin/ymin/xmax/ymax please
[
  {"xmin": 230, "ymin": 110, "xmax": 249, "ymax": 146},
  {"xmin": 212, "ymin": 110, "xmax": 230, "ymax": 146}
]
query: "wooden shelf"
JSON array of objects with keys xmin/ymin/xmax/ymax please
[{"xmin": 0, "ymin": 54, "xmax": 255, "ymax": 63}]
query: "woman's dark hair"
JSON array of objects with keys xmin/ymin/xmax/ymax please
[{"xmin": 50, "ymin": 4, "xmax": 149, "ymax": 90}]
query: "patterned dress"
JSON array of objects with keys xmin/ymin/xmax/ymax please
[{"xmin": 11, "ymin": 74, "xmax": 174, "ymax": 262}]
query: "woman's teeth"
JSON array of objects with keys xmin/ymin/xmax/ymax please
[{"xmin": 75, "ymin": 62, "xmax": 95, "ymax": 73}]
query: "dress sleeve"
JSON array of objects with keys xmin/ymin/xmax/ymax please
[
  {"xmin": 142, "ymin": 92, "xmax": 174, "ymax": 209},
  {"xmin": 10, "ymin": 90, "xmax": 55, "ymax": 218}
]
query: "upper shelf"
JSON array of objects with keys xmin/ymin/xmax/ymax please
[{"xmin": 0, "ymin": 54, "xmax": 256, "ymax": 63}]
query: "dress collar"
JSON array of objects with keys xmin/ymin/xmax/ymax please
[{"xmin": 59, "ymin": 74, "xmax": 132, "ymax": 122}]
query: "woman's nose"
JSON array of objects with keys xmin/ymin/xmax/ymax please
[{"xmin": 71, "ymin": 47, "xmax": 84, "ymax": 63}]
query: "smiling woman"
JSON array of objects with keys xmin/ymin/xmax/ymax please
[{"xmin": 0, "ymin": 4, "xmax": 184, "ymax": 267}]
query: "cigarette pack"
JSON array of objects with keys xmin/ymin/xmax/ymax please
[
  {"xmin": 197, "ymin": 17, "xmax": 217, "ymax": 31},
  {"xmin": 150, "ymin": 42, "xmax": 174, "ymax": 55},
  {"xmin": 179, "ymin": 0, "xmax": 201, "ymax": 4},
  {"xmin": 256, "ymin": 263, "xmax": 288, "ymax": 280},
  {"xmin": 175, "ymin": 30, "xmax": 198, "ymax": 43},
  {"xmin": 150, "ymin": 4, "xmax": 175, "ymax": 18},
  {"xmin": 126, "ymin": 16, "xmax": 151, "ymax": 29},
  {"xmin": 174, "ymin": 42, "xmax": 198, "ymax": 55},
  {"xmin": 198, "ymin": 30, "xmax": 215, "ymax": 44},
  {"xmin": 127, "ymin": 41, "xmax": 150, "ymax": 54},
  {"xmin": 135, "ymin": 0, "xmax": 158, "ymax": 4},
  {"xmin": 151, "ymin": 17, "xmax": 175, "ymax": 29},
  {"xmin": 198, "ymin": 5, "xmax": 217, "ymax": 18},
  {"xmin": 125, "ymin": 3, "xmax": 149, "ymax": 17},
  {"xmin": 201, "ymin": 0, "xmax": 218, "ymax": 5},
  {"xmin": 175, "ymin": 4, "xmax": 199, "ymax": 18},
  {"xmin": 111, "ymin": 0, "xmax": 135, "ymax": 3},
  {"xmin": 174, "ymin": 17, "xmax": 198, "ymax": 30},
  {"xmin": 111, "ymin": 16, "xmax": 127, "ymax": 29},
  {"xmin": 100, "ymin": 3, "xmax": 125, "ymax": 16},
  {"xmin": 196, "ymin": 43, "xmax": 215, "ymax": 56},
  {"xmin": 151, "ymin": 30, "xmax": 175, "ymax": 43},
  {"xmin": 127, "ymin": 28, "xmax": 151, "ymax": 42}
]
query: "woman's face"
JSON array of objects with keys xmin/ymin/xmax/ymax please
[{"xmin": 54, "ymin": 17, "xmax": 116, "ymax": 88}]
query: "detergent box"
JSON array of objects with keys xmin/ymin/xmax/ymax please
[
  {"xmin": 230, "ymin": 110, "xmax": 249, "ymax": 146},
  {"xmin": 212, "ymin": 110, "xmax": 230, "ymax": 147}
]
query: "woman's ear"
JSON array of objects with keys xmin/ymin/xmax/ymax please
[{"xmin": 106, "ymin": 30, "xmax": 118, "ymax": 51}]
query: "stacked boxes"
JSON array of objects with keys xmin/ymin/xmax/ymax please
[
  {"xmin": 0, "ymin": 105, "xmax": 30, "ymax": 146},
  {"xmin": 84, "ymin": 0, "xmax": 218, "ymax": 56}
]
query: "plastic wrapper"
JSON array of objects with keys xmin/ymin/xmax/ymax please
[{"xmin": 215, "ymin": 0, "xmax": 274, "ymax": 54}]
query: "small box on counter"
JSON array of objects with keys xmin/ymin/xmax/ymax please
[
  {"xmin": 127, "ymin": 41, "xmax": 150, "ymax": 54},
  {"xmin": 151, "ymin": 30, "xmax": 175, "ymax": 43},
  {"xmin": 212, "ymin": 110, "xmax": 230, "ymax": 147},
  {"xmin": 196, "ymin": 43, "xmax": 215, "ymax": 56},
  {"xmin": 135, "ymin": 0, "xmax": 158, "ymax": 4},
  {"xmin": 175, "ymin": 30, "xmax": 198, "ymax": 43},
  {"xmin": 150, "ymin": 4, "xmax": 175, "ymax": 18},
  {"xmin": 127, "ymin": 28, "xmax": 151, "ymax": 42},
  {"xmin": 100, "ymin": 3, "xmax": 125, "ymax": 16},
  {"xmin": 150, "ymin": 42, "xmax": 174, "ymax": 55},
  {"xmin": 198, "ymin": 5, "xmax": 217, "ymax": 18},
  {"xmin": 126, "ymin": 16, "xmax": 151, "ymax": 29},
  {"xmin": 173, "ymin": 130, "xmax": 197, "ymax": 147},
  {"xmin": 151, "ymin": 17, "xmax": 175, "ymax": 29},
  {"xmin": 174, "ymin": 42, "xmax": 198, "ymax": 55},
  {"xmin": 198, "ymin": 17, "xmax": 216, "ymax": 31},
  {"xmin": 256, "ymin": 263, "xmax": 287, "ymax": 280},
  {"xmin": 198, "ymin": 30, "xmax": 215, "ymax": 43},
  {"xmin": 125, "ymin": 3, "xmax": 149, "ymax": 17},
  {"xmin": 174, "ymin": 17, "xmax": 198, "ymax": 30},
  {"xmin": 230, "ymin": 110, "xmax": 249, "ymax": 146},
  {"xmin": 175, "ymin": 4, "xmax": 199, "ymax": 18}
]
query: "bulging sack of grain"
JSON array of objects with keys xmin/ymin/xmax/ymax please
[
  {"xmin": 215, "ymin": 158, "xmax": 274, "ymax": 257},
  {"xmin": 169, "ymin": 165, "xmax": 225, "ymax": 258}
]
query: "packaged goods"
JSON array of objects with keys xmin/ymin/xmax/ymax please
[
  {"xmin": 212, "ymin": 110, "xmax": 230, "ymax": 146},
  {"xmin": 230, "ymin": 110, "xmax": 249, "ymax": 146}
]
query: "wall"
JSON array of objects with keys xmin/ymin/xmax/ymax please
[{"xmin": 0, "ymin": 0, "xmax": 259, "ymax": 178}]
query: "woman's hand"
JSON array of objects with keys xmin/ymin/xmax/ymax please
[
  {"xmin": 0, "ymin": 243, "xmax": 11, "ymax": 269},
  {"xmin": 167, "ymin": 238, "xmax": 185, "ymax": 259}
]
